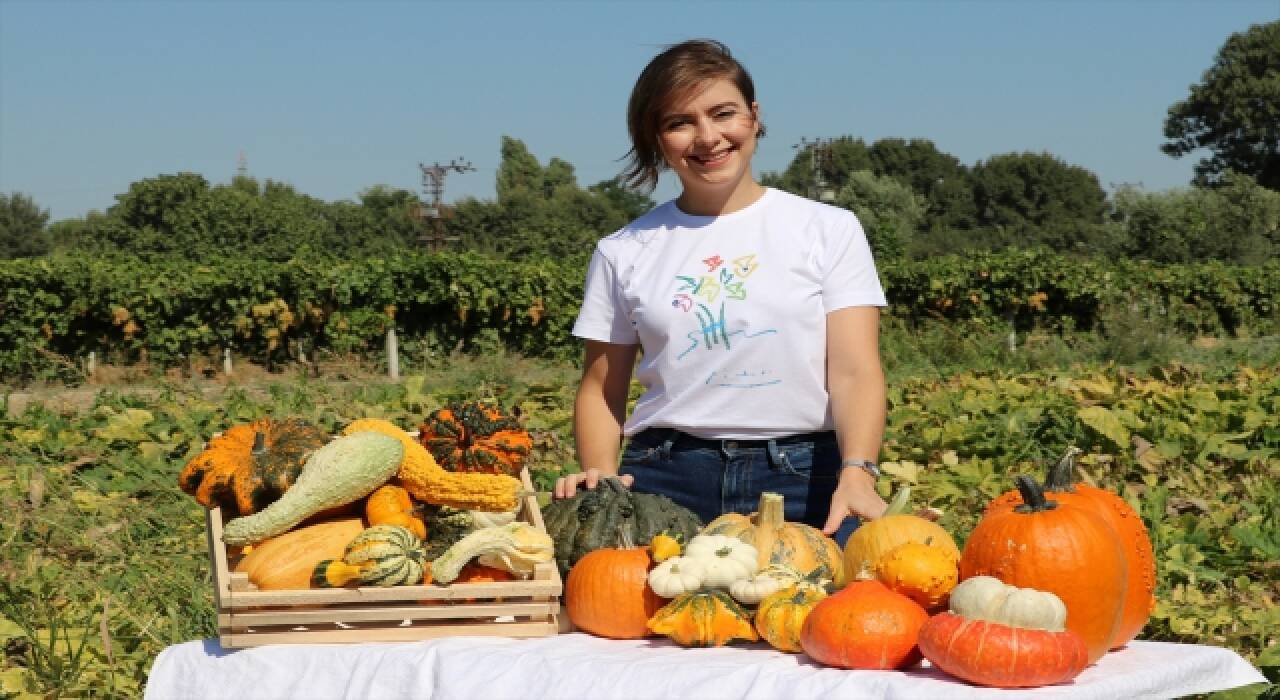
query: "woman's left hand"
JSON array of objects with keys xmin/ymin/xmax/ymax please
[{"xmin": 822, "ymin": 468, "xmax": 888, "ymax": 535}]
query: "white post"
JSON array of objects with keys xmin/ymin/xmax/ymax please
[
  {"xmin": 223, "ymin": 347, "xmax": 233, "ymax": 376},
  {"xmin": 87, "ymin": 351, "xmax": 96, "ymax": 377},
  {"xmin": 1005, "ymin": 311, "xmax": 1017, "ymax": 353},
  {"xmin": 386, "ymin": 329, "xmax": 400, "ymax": 380},
  {"xmin": 296, "ymin": 339, "xmax": 307, "ymax": 364}
]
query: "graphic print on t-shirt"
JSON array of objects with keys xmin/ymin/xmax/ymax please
[{"xmin": 672, "ymin": 252, "xmax": 778, "ymax": 386}]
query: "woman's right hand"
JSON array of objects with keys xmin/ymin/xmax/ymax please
[{"xmin": 553, "ymin": 468, "xmax": 634, "ymax": 500}]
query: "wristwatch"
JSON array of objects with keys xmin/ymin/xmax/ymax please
[{"xmin": 840, "ymin": 458, "xmax": 880, "ymax": 479}]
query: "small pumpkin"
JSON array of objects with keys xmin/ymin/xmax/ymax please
[
  {"xmin": 702, "ymin": 492, "xmax": 845, "ymax": 586},
  {"xmin": 565, "ymin": 526, "xmax": 665, "ymax": 639},
  {"xmin": 843, "ymin": 487, "xmax": 960, "ymax": 580},
  {"xmin": 649, "ymin": 531, "xmax": 684, "ymax": 563},
  {"xmin": 646, "ymin": 589, "xmax": 759, "ymax": 647},
  {"xmin": 988, "ymin": 447, "xmax": 1156, "ymax": 649},
  {"xmin": 313, "ymin": 523, "xmax": 428, "ymax": 588},
  {"xmin": 647, "ymin": 556, "xmax": 707, "ymax": 599},
  {"xmin": 960, "ymin": 475, "xmax": 1127, "ymax": 664},
  {"xmin": 682, "ymin": 534, "xmax": 759, "ymax": 589},
  {"xmin": 874, "ymin": 539, "xmax": 958, "ymax": 611},
  {"xmin": 755, "ymin": 583, "xmax": 828, "ymax": 653},
  {"xmin": 918, "ymin": 577, "xmax": 1089, "ymax": 688},
  {"xmin": 179, "ymin": 418, "xmax": 327, "ymax": 517},
  {"xmin": 366, "ymin": 484, "xmax": 426, "ymax": 540},
  {"xmin": 800, "ymin": 579, "xmax": 928, "ymax": 670},
  {"xmin": 728, "ymin": 564, "xmax": 808, "ymax": 605},
  {"xmin": 418, "ymin": 400, "xmax": 532, "ymax": 477}
]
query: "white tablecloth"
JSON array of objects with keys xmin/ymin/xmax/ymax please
[{"xmin": 144, "ymin": 633, "xmax": 1266, "ymax": 700}]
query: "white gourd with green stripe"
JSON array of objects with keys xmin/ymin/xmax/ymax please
[
  {"xmin": 221, "ymin": 432, "xmax": 404, "ymax": 546},
  {"xmin": 344, "ymin": 524, "xmax": 427, "ymax": 586}
]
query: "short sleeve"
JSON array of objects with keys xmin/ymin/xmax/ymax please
[
  {"xmin": 821, "ymin": 212, "xmax": 888, "ymax": 312},
  {"xmin": 572, "ymin": 246, "xmax": 640, "ymax": 344}
]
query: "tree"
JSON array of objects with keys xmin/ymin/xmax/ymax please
[
  {"xmin": 971, "ymin": 152, "xmax": 1108, "ymax": 250},
  {"xmin": 1163, "ymin": 21, "xmax": 1280, "ymax": 190},
  {"xmin": 868, "ymin": 138, "xmax": 978, "ymax": 232},
  {"xmin": 0, "ymin": 192, "xmax": 50, "ymax": 258},
  {"xmin": 1114, "ymin": 173, "xmax": 1279, "ymax": 264},
  {"xmin": 834, "ymin": 171, "xmax": 926, "ymax": 260},
  {"xmin": 761, "ymin": 136, "xmax": 874, "ymax": 197}
]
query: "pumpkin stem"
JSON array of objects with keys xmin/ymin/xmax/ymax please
[
  {"xmin": 1012, "ymin": 475, "xmax": 1058, "ymax": 514},
  {"xmin": 617, "ymin": 522, "xmax": 636, "ymax": 550},
  {"xmin": 881, "ymin": 486, "xmax": 912, "ymax": 517},
  {"xmin": 250, "ymin": 431, "xmax": 267, "ymax": 458},
  {"xmin": 1042, "ymin": 446, "xmax": 1084, "ymax": 493},
  {"xmin": 757, "ymin": 492, "xmax": 785, "ymax": 529}
]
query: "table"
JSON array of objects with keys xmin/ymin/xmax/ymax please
[{"xmin": 144, "ymin": 633, "xmax": 1266, "ymax": 700}]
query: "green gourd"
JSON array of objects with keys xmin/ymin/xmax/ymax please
[
  {"xmin": 540, "ymin": 477, "xmax": 702, "ymax": 578},
  {"xmin": 430, "ymin": 522, "xmax": 554, "ymax": 584},
  {"xmin": 222, "ymin": 432, "xmax": 403, "ymax": 546},
  {"xmin": 313, "ymin": 524, "xmax": 428, "ymax": 587}
]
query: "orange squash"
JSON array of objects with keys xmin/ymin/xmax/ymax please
[
  {"xmin": 179, "ymin": 418, "xmax": 327, "ymax": 517},
  {"xmin": 843, "ymin": 487, "xmax": 959, "ymax": 581},
  {"xmin": 702, "ymin": 492, "xmax": 846, "ymax": 586},
  {"xmin": 564, "ymin": 528, "xmax": 664, "ymax": 639},
  {"xmin": 647, "ymin": 589, "xmax": 759, "ymax": 647},
  {"xmin": 960, "ymin": 475, "xmax": 1127, "ymax": 664},
  {"xmin": 800, "ymin": 579, "xmax": 928, "ymax": 670},
  {"xmin": 988, "ymin": 448, "xmax": 1155, "ymax": 649},
  {"xmin": 365, "ymin": 484, "xmax": 426, "ymax": 540},
  {"xmin": 233, "ymin": 517, "xmax": 365, "ymax": 590}
]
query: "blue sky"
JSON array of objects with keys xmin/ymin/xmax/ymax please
[{"xmin": 2, "ymin": 0, "xmax": 1276, "ymax": 222}]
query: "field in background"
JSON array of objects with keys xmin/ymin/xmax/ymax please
[{"xmin": 1, "ymin": 325, "xmax": 1278, "ymax": 697}]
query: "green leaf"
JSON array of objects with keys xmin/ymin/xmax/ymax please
[
  {"xmin": 1077, "ymin": 406, "xmax": 1130, "ymax": 450},
  {"xmin": 93, "ymin": 408, "xmax": 155, "ymax": 443}
]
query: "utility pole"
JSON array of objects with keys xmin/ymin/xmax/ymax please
[
  {"xmin": 237, "ymin": 151, "xmax": 248, "ymax": 179},
  {"xmin": 415, "ymin": 158, "xmax": 475, "ymax": 251},
  {"xmin": 794, "ymin": 137, "xmax": 836, "ymax": 203}
]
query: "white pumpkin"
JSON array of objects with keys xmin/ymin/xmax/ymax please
[
  {"xmin": 648, "ymin": 556, "xmax": 707, "ymax": 598},
  {"xmin": 683, "ymin": 534, "xmax": 759, "ymax": 589},
  {"xmin": 950, "ymin": 576, "xmax": 1068, "ymax": 632}
]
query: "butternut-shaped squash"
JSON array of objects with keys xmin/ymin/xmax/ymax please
[{"xmin": 233, "ymin": 517, "xmax": 365, "ymax": 590}]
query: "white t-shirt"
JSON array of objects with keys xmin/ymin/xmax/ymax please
[{"xmin": 572, "ymin": 187, "xmax": 887, "ymax": 440}]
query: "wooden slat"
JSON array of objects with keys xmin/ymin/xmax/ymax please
[
  {"xmin": 221, "ymin": 601, "xmax": 558, "ymax": 627},
  {"xmin": 223, "ymin": 580, "xmax": 560, "ymax": 607},
  {"xmin": 221, "ymin": 620, "xmax": 560, "ymax": 647}
]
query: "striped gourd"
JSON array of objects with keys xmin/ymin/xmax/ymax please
[{"xmin": 343, "ymin": 524, "xmax": 427, "ymax": 587}]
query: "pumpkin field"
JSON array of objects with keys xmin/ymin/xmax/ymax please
[{"xmin": 1, "ymin": 328, "xmax": 1278, "ymax": 697}]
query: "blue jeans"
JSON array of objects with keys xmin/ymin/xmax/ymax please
[{"xmin": 618, "ymin": 428, "xmax": 862, "ymax": 547}]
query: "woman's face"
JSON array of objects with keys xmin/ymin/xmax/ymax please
[{"xmin": 657, "ymin": 78, "xmax": 760, "ymax": 200}]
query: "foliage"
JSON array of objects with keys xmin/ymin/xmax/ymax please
[
  {"xmin": 0, "ymin": 350, "xmax": 1276, "ymax": 694},
  {"xmin": 1113, "ymin": 174, "xmax": 1280, "ymax": 265},
  {"xmin": 833, "ymin": 171, "xmax": 926, "ymax": 260},
  {"xmin": 970, "ymin": 151, "xmax": 1109, "ymax": 251},
  {"xmin": 1, "ymin": 248, "xmax": 1277, "ymax": 381},
  {"xmin": 1163, "ymin": 20, "xmax": 1280, "ymax": 190},
  {"xmin": 0, "ymin": 192, "xmax": 51, "ymax": 259}
]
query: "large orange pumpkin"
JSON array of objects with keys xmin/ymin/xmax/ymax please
[
  {"xmin": 988, "ymin": 448, "xmax": 1155, "ymax": 649},
  {"xmin": 702, "ymin": 492, "xmax": 846, "ymax": 586},
  {"xmin": 960, "ymin": 475, "xmax": 1127, "ymax": 664},
  {"xmin": 564, "ymin": 530, "xmax": 664, "ymax": 639},
  {"xmin": 799, "ymin": 580, "xmax": 928, "ymax": 670}
]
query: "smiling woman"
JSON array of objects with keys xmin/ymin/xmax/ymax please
[{"xmin": 555, "ymin": 39, "xmax": 891, "ymax": 547}]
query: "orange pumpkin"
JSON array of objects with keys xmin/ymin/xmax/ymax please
[
  {"xmin": 799, "ymin": 579, "xmax": 928, "ymax": 670},
  {"xmin": 960, "ymin": 475, "xmax": 1127, "ymax": 664},
  {"xmin": 702, "ymin": 492, "xmax": 846, "ymax": 586},
  {"xmin": 418, "ymin": 401, "xmax": 532, "ymax": 477},
  {"xmin": 365, "ymin": 484, "xmax": 427, "ymax": 540},
  {"xmin": 564, "ymin": 529, "xmax": 663, "ymax": 639},
  {"xmin": 919, "ymin": 611, "xmax": 1089, "ymax": 688},
  {"xmin": 988, "ymin": 448, "xmax": 1155, "ymax": 649}
]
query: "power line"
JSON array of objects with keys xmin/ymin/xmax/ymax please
[
  {"xmin": 794, "ymin": 137, "xmax": 836, "ymax": 203},
  {"xmin": 414, "ymin": 158, "xmax": 475, "ymax": 251}
]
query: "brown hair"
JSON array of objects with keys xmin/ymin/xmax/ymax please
[{"xmin": 623, "ymin": 39, "xmax": 765, "ymax": 192}]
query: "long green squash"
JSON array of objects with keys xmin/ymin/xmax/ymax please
[{"xmin": 222, "ymin": 432, "xmax": 403, "ymax": 546}]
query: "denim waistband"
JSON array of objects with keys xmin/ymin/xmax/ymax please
[{"xmin": 634, "ymin": 428, "xmax": 835, "ymax": 450}]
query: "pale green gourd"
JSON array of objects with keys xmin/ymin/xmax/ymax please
[
  {"xmin": 430, "ymin": 522, "xmax": 554, "ymax": 584},
  {"xmin": 222, "ymin": 432, "xmax": 403, "ymax": 546}
]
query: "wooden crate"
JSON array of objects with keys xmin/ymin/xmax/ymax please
[{"xmin": 205, "ymin": 469, "xmax": 562, "ymax": 648}]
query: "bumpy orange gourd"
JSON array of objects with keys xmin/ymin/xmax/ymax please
[
  {"xmin": 646, "ymin": 589, "xmax": 759, "ymax": 648},
  {"xmin": 565, "ymin": 529, "xmax": 663, "ymax": 639},
  {"xmin": 755, "ymin": 584, "xmax": 828, "ymax": 653},
  {"xmin": 702, "ymin": 492, "xmax": 846, "ymax": 586},
  {"xmin": 179, "ymin": 418, "xmax": 327, "ymax": 517},
  {"xmin": 418, "ymin": 401, "xmax": 532, "ymax": 477},
  {"xmin": 988, "ymin": 448, "xmax": 1155, "ymax": 649},
  {"xmin": 365, "ymin": 484, "xmax": 426, "ymax": 540},
  {"xmin": 800, "ymin": 579, "xmax": 928, "ymax": 670},
  {"xmin": 875, "ymin": 540, "xmax": 959, "ymax": 611},
  {"xmin": 960, "ymin": 475, "xmax": 1126, "ymax": 664}
]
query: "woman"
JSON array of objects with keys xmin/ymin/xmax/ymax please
[{"xmin": 553, "ymin": 39, "xmax": 888, "ymax": 544}]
